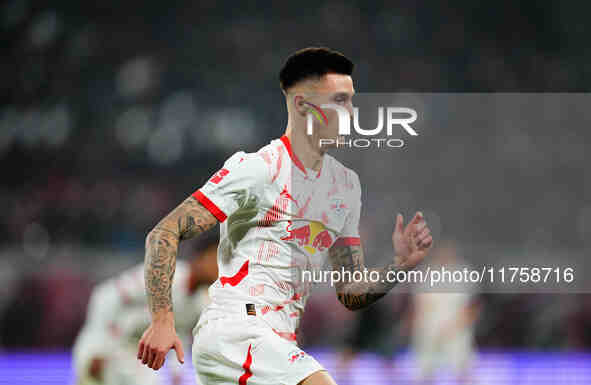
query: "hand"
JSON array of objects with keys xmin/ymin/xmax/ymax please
[
  {"xmin": 137, "ymin": 314, "xmax": 185, "ymax": 370},
  {"xmin": 392, "ymin": 211, "xmax": 433, "ymax": 270}
]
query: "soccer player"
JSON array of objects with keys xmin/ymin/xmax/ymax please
[
  {"xmin": 410, "ymin": 241, "xmax": 480, "ymax": 384},
  {"xmin": 74, "ymin": 235, "xmax": 217, "ymax": 385},
  {"xmin": 137, "ymin": 47, "xmax": 433, "ymax": 385}
]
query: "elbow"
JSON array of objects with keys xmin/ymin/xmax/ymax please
[
  {"xmin": 144, "ymin": 228, "xmax": 166, "ymax": 250},
  {"xmin": 337, "ymin": 291, "xmax": 364, "ymax": 312},
  {"xmin": 145, "ymin": 228, "xmax": 157, "ymax": 246},
  {"xmin": 342, "ymin": 304, "xmax": 362, "ymax": 312},
  {"xmin": 342, "ymin": 302, "xmax": 364, "ymax": 312},
  {"xmin": 145, "ymin": 226, "xmax": 178, "ymax": 245}
]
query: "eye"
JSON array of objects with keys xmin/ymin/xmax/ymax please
[{"xmin": 334, "ymin": 95, "xmax": 348, "ymax": 104}]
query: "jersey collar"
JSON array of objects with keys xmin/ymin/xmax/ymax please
[
  {"xmin": 279, "ymin": 135, "xmax": 322, "ymax": 179},
  {"xmin": 280, "ymin": 135, "xmax": 307, "ymax": 175}
]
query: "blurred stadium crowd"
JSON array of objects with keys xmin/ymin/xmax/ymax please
[{"xmin": 1, "ymin": 0, "xmax": 591, "ymax": 358}]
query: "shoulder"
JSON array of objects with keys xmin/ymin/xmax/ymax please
[
  {"xmin": 218, "ymin": 149, "xmax": 270, "ymax": 183},
  {"xmin": 256, "ymin": 139, "xmax": 285, "ymax": 169},
  {"xmin": 252, "ymin": 138, "xmax": 293, "ymax": 182},
  {"xmin": 223, "ymin": 150, "xmax": 265, "ymax": 169}
]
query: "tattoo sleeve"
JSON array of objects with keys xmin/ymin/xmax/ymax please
[
  {"xmin": 144, "ymin": 196, "xmax": 217, "ymax": 315},
  {"xmin": 328, "ymin": 243, "xmax": 399, "ymax": 311}
]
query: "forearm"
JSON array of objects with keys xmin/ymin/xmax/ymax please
[
  {"xmin": 144, "ymin": 196, "xmax": 217, "ymax": 318},
  {"xmin": 329, "ymin": 243, "xmax": 398, "ymax": 310},
  {"xmin": 335, "ymin": 250, "xmax": 399, "ymax": 311},
  {"xmin": 331, "ymin": 212, "xmax": 433, "ymax": 311},
  {"xmin": 145, "ymin": 229, "xmax": 180, "ymax": 317}
]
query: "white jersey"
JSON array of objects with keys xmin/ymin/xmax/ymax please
[
  {"xmin": 73, "ymin": 261, "xmax": 209, "ymax": 385},
  {"xmin": 193, "ymin": 135, "xmax": 361, "ymax": 342}
]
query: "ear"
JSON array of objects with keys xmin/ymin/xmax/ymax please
[{"xmin": 293, "ymin": 95, "xmax": 309, "ymax": 117}]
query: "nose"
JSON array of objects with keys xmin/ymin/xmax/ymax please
[{"xmin": 345, "ymin": 100, "xmax": 354, "ymax": 118}]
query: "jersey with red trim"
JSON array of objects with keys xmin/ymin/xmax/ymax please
[{"xmin": 194, "ymin": 136, "xmax": 361, "ymax": 340}]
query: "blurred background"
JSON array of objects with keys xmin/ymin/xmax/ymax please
[{"xmin": 2, "ymin": 0, "xmax": 591, "ymax": 384}]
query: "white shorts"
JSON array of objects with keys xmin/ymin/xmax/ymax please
[{"xmin": 192, "ymin": 313, "xmax": 324, "ymax": 385}]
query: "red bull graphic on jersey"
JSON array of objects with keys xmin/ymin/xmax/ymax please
[
  {"xmin": 192, "ymin": 136, "xmax": 361, "ymax": 338},
  {"xmin": 287, "ymin": 349, "xmax": 307, "ymax": 364},
  {"xmin": 281, "ymin": 221, "xmax": 334, "ymax": 254}
]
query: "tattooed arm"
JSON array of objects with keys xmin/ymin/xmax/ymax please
[
  {"xmin": 144, "ymin": 196, "xmax": 217, "ymax": 315},
  {"xmin": 329, "ymin": 212, "xmax": 433, "ymax": 311},
  {"xmin": 138, "ymin": 196, "xmax": 217, "ymax": 370},
  {"xmin": 329, "ymin": 244, "xmax": 398, "ymax": 311}
]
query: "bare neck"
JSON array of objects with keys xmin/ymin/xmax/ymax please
[{"xmin": 284, "ymin": 123, "xmax": 325, "ymax": 171}]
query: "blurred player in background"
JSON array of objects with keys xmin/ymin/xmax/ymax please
[
  {"xmin": 73, "ymin": 234, "xmax": 218, "ymax": 385},
  {"xmin": 137, "ymin": 47, "xmax": 433, "ymax": 385},
  {"xmin": 409, "ymin": 241, "xmax": 481, "ymax": 384}
]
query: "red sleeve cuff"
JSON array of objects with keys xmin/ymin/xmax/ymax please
[
  {"xmin": 192, "ymin": 190, "xmax": 227, "ymax": 222},
  {"xmin": 333, "ymin": 237, "xmax": 361, "ymax": 247}
]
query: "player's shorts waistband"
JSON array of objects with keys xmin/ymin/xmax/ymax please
[
  {"xmin": 199, "ymin": 302, "xmax": 267, "ymax": 322},
  {"xmin": 194, "ymin": 302, "xmax": 265, "ymax": 335}
]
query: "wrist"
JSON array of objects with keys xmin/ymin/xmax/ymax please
[
  {"xmin": 393, "ymin": 255, "xmax": 415, "ymax": 272},
  {"xmin": 393, "ymin": 255, "xmax": 406, "ymax": 270},
  {"xmin": 151, "ymin": 311, "xmax": 175, "ymax": 326}
]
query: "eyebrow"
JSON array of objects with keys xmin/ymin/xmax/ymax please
[{"xmin": 333, "ymin": 92, "xmax": 353, "ymax": 98}]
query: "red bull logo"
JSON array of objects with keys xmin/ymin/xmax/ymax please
[
  {"xmin": 287, "ymin": 350, "xmax": 306, "ymax": 364},
  {"xmin": 312, "ymin": 229, "xmax": 332, "ymax": 251},
  {"xmin": 281, "ymin": 222, "xmax": 333, "ymax": 254},
  {"xmin": 283, "ymin": 224, "xmax": 310, "ymax": 245},
  {"xmin": 330, "ymin": 198, "xmax": 347, "ymax": 217}
]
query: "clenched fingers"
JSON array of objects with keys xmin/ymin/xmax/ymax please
[
  {"xmin": 137, "ymin": 340, "xmax": 145, "ymax": 360},
  {"xmin": 416, "ymin": 226, "xmax": 431, "ymax": 243},
  {"xmin": 147, "ymin": 348, "xmax": 157, "ymax": 367},
  {"xmin": 415, "ymin": 220, "xmax": 427, "ymax": 234},
  {"xmin": 151, "ymin": 350, "xmax": 166, "ymax": 370},
  {"xmin": 420, "ymin": 235, "xmax": 433, "ymax": 249}
]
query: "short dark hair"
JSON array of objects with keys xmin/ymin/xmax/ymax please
[{"xmin": 279, "ymin": 47, "xmax": 353, "ymax": 92}]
